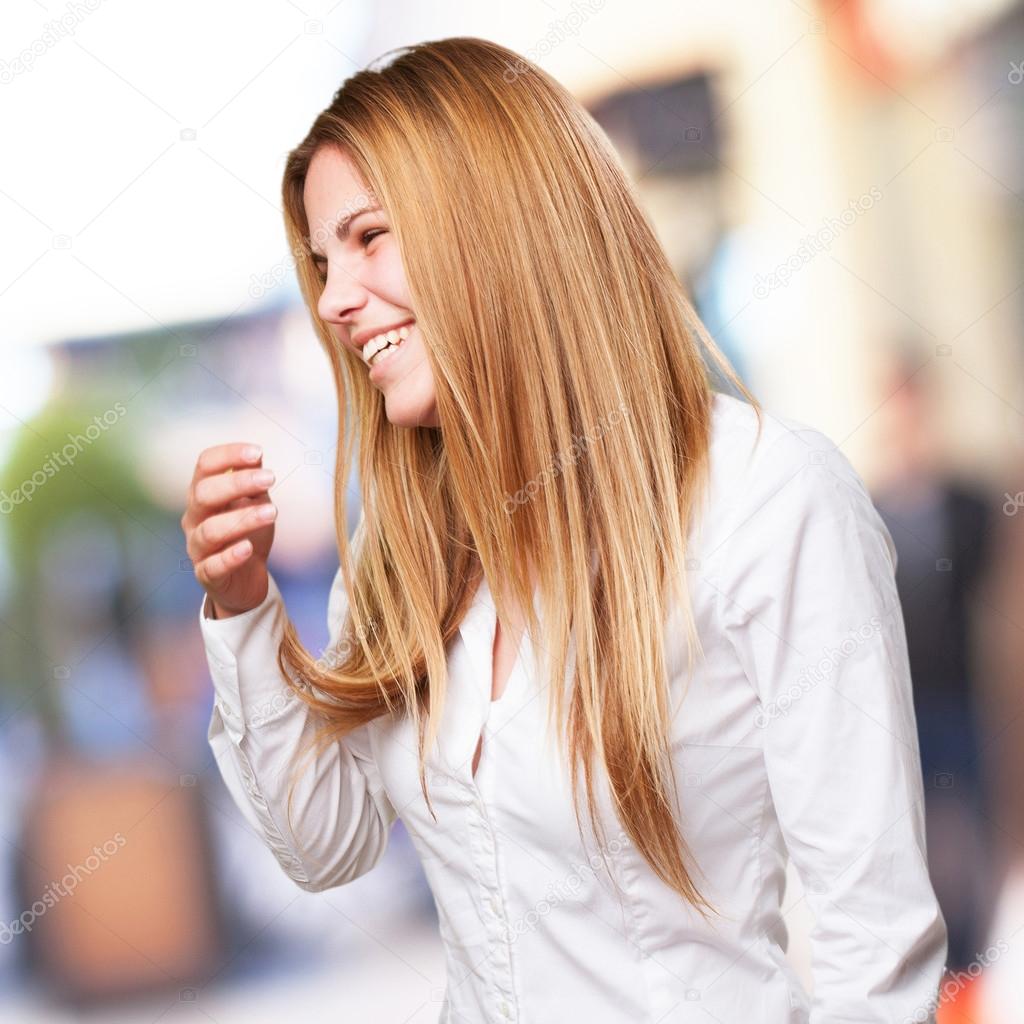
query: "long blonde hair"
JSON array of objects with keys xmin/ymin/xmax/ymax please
[{"xmin": 276, "ymin": 36, "xmax": 762, "ymax": 917}]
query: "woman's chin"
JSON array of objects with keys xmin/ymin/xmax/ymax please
[{"xmin": 382, "ymin": 393, "xmax": 439, "ymax": 429}]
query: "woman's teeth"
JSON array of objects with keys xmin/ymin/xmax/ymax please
[
  {"xmin": 365, "ymin": 324, "xmax": 412, "ymax": 367},
  {"xmin": 371, "ymin": 342, "xmax": 401, "ymax": 366}
]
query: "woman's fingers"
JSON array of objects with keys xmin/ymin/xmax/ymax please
[
  {"xmin": 182, "ymin": 442, "xmax": 275, "ymax": 616},
  {"xmin": 193, "ymin": 536, "xmax": 255, "ymax": 589},
  {"xmin": 182, "ymin": 443, "xmax": 268, "ymax": 529},
  {"xmin": 188, "ymin": 501, "xmax": 277, "ymax": 564},
  {"xmin": 192, "ymin": 465, "xmax": 276, "ymax": 519},
  {"xmin": 190, "ymin": 442, "xmax": 262, "ymax": 487}
]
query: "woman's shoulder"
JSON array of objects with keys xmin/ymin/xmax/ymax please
[
  {"xmin": 709, "ymin": 391, "xmax": 862, "ymax": 487},
  {"xmin": 706, "ymin": 391, "xmax": 882, "ymax": 548},
  {"xmin": 711, "ymin": 390, "xmax": 823, "ymax": 466}
]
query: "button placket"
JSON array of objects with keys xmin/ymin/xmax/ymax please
[
  {"xmin": 466, "ymin": 770, "xmax": 517, "ymax": 1020},
  {"xmin": 448, "ymin": 575, "xmax": 522, "ymax": 1022}
]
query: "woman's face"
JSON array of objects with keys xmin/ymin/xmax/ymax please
[{"xmin": 303, "ymin": 146, "xmax": 440, "ymax": 429}]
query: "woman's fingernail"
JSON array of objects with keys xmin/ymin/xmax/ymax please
[{"xmin": 243, "ymin": 445, "xmax": 262, "ymax": 461}]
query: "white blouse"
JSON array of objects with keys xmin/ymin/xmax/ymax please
[{"xmin": 200, "ymin": 391, "xmax": 947, "ymax": 1023}]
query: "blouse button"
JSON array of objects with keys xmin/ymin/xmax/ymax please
[{"xmin": 499, "ymin": 1001, "xmax": 510, "ymax": 1018}]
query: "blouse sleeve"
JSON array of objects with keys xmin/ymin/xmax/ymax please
[
  {"xmin": 718, "ymin": 426, "xmax": 947, "ymax": 1022},
  {"xmin": 200, "ymin": 564, "xmax": 397, "ymax": 892}
]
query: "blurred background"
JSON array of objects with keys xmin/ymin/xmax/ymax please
[{"xmin": 2, "ymin": 0, "xmax": 1023, "ymax": 1020}]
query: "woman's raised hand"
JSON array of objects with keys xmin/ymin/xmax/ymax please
[{"xmin": 181, "ymin": 443, "xmax": 278, "ymax": 619}]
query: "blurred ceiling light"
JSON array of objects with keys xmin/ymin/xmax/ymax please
[{"xmin": 863, "ymin": 0, "xmax": 1017, "ymax": 66}]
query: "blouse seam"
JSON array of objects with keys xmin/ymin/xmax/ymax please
[
  {"xmin": 752, "ymin": 750, "xmax": 778, "ymax": 1015},
  {"xmin": 713, "ymin": 427, "xmax": 809, "ymax": 709},
  {"xmin": 232, "ymin": 743, "xmax": 314, "ymax": 885}
]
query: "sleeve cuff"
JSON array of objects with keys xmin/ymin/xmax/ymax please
[{"xmin": 198, "ymin": 572, "xmax": 294, "ymax": 740}]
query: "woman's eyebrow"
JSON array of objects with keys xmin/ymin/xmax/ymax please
[{"xmin": 309, "ymin": 205, "xmax": 382, "ymax": 256}]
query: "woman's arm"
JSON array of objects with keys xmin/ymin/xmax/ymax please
[
  {"xmin": 201, "ymin": 565, "xmax": 397, "ymax": 892},
  {"xmin": 718, "ymin": 425, "xmax": 947, "ymax": 1022}
]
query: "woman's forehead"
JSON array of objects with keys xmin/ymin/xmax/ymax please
[
  {"xmin": 303, "ymin": 150, "xmax": 382, "ymax": 238},
  {"xmin": 304, "ymin": 147, "xmax": 364, "ymax": 206}
]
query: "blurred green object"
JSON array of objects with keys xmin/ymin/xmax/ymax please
[{"xmin": 0, "ymin": 393, "xmax": 162, "ymax": 745}]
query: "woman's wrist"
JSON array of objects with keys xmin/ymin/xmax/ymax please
[{"xmin": 207, "ymin": 596, "xmax": 235, "ymax": 620}]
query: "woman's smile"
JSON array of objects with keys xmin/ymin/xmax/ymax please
[{"xmin": 368, "ymin": 321, "xmax": 416, "ymax": 383}]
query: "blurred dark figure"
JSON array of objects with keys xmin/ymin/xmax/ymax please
[{"xmin": 871, "ymin": 356, "xmax": 996, "ymax": 972}]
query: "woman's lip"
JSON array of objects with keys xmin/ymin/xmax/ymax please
[
  {"xmin": 355, "ymin": 318, "xmax": 416, "ymax": 354},
  {"xmin": 368, "ymin": 325, "xmax": 412, "ymax": 383}
]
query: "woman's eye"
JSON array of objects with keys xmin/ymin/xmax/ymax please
[{"xmin": 311, "ymin": 229, "xmax": 383, "ymax": 277}]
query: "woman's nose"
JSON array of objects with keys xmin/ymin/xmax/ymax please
[{"xmin": 317, "ymin": 263, "xmax": 366, "ymax": 324}]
